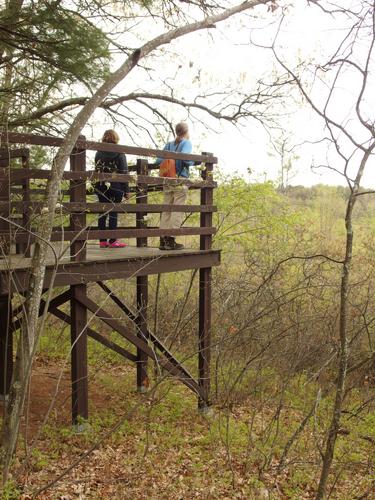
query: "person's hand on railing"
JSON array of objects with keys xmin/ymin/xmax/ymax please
[{"xmin": 122, "ymin": 192, "xmax": 130, "ymax": 201}]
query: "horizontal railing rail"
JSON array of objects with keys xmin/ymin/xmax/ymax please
[
  {"xmin": 1, "ymin": 202, "xmax": 217, "ymax": 213},
  {"xmin": 0, "ymin": 132, "xmax": 218, "ymax": 164},
  {"xmin": 3, "ymin": 227, "xmax": 216, "ymax": 243},
  {"xmin": 0, "ymin": 169, "xmax": 216, "ymax": 189},
  {"xmin": 0, "ymin": 133, "xmax": 217, "ymax": 259}
]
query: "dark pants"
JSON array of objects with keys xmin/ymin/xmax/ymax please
[{"xmin": 96, "ymin": 185, "xmax": 123, "ymax": 243}]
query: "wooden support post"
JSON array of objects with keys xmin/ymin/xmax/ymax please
[
  {"xmin": 0, "ymin": 295, "xmax": 12, "ymax": 400},
  {"xmin": 136, "ymin": 275, "xmax": 149, "ymax": 392},
  {"xmin": 0, "ymin": 152, "xmax": 10, "ymax": 256},
  {"xmin": 70, "ymin": 285, "xmax": 88, "ymax": 423},
  {"xmin": 136, "ymin": 159, "xmax": 149, "ymax": 391},
  {"xmin": 16, "ymin": 150, "xmax": 30, "ymax": 256},
  {"xmin": 136, "ymin": 158, "xmax": 148, "ymax": 248},
  {"xmin": 69, "ymin": 137, "xmax": 88, "ymax": 424},
  {"xmin": 198, "ymin": 153, "xmax": 214, "ymax": 410}
]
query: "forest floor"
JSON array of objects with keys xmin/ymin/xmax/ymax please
[{"xmin": 1, "ymin": 355, "xmax": 374, "ymax": 500}]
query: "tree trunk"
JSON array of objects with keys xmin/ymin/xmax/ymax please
[
  {"xmin": 315, "ymin": 200, "xmax": 352, "ymax": 499},
  {"xmin": 316, "ymin": 146, "xmax": 374, "ymax": 498}
]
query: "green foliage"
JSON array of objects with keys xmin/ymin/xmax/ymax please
[
  {"xmin": 30, "ymin": 447, "xmax": 56, "ymax": 471},
  {"xmin": 207, "ymin": 414, "xmax": 248, "ymax": 450},
  {"xmin": 38, "ymin": 323, "xmax": 70, "ymax": 359},
  {"xmin": 2, "ymin": 2, "xmax": 110, "ymax": 84},
  {"xmin": 0, "ymin": 481, "xmax": 21, "ymax": 500},
  {"xmin": 29, "ymin": 145, "xmax": 53, "ymax": 169},
  {"xmin": 214, "ymin": 176, "xmax": 306, "ymax": 266},
  {"xmin": 283, "ymin": 467, "xmax": 311, "ymax": 498},
  {"xmin": 1, "ymin": 0, "xmax": 111, "ymax": 129}
]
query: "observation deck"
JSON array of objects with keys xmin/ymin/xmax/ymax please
[{"xmin": 0, "ymin": 132, "xmax": 220, "ymax": 422}]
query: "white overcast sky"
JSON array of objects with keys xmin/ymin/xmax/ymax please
[{"xmin": 84, "ymin": 1, "xmax": 374, "ymax": 187}]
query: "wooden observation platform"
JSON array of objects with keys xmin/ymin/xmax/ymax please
[{"xmin": 0, "ymin": 132, "xmax": 220, "ymax": 423}]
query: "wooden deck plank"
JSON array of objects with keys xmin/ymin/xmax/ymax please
[
  {"xmin": 0, "ymin": 244, "xmax": 220, "ymax": 294},
  {"xmin": 0, "ymin": 244, "xmax": 215, "ymax": 270}
]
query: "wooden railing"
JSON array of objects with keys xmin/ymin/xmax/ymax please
[{"xmin": 0, "ymin": 132, "xmax": 217, "ymax": 259}]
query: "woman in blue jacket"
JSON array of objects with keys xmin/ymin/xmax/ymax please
[{"xmin": 157, "ymin": 122, "xmax": 194, "ymax": 250}]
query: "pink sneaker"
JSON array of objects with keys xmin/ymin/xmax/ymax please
[
  {"xmin": 108, "ymin": 240, "xmax": 128, "ymax": 248},
  {"xmin": 99, "ymin": 241, "xmax": 108, "ymax": 248}
]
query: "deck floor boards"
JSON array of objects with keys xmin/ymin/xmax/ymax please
[
  {"xmin": 0, "ymin": 243, "xmax": 220, "ymax": 294},
  {"xmin": 0, "ymin": 243, "xmax": 216, "ymax": 271}
]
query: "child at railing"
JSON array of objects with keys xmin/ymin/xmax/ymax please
[
  {"xmin": 94, "ymin": 129, "xmax": 129, "ymax": 248},
  {"xmin": 155, "ymin": 122, "xmax": 194, "ymax": 251}
]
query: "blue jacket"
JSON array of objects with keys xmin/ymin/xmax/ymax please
[{"xmin": 157, "ymin": 139, "xmax": 194, "ymax": 178}]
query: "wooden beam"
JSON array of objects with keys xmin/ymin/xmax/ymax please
[
  {"xmin": 0, "ymin": 132, "xmax": 218, "ymax": 164},
  {"xmin": 97, "ymin": 281, "xmax": 137, "ymax": 321},
  {"xmin": 47, "ymin": 304, "xmax": 137, "ymax": 363},
  {"xmin": 136, "ymin": 275, "xmax": 148, "ymax": 392},
  {"xmin": 0, "ymin": 250, "xmax": 221, "ymax": 295},
  {"xmin": 3, "ymin": 202, "xmax": 217, "ymax": 213},
  {"xmin": 11, "ymin": 289, "xmax": 71, "ymax": 332},
  {"xmin": 0, "ymin": 296, "xmax": 12, "ymax": 399},
  {"xmin": 96, "ymin": 281, "xmax": 196, "ymax": 383},
  {"xmin": 0, "ymin": 148, "xmax": 29, "ymax": 160},
  {"xmin": 0, "ymin": 164, "xmax": 10, "ymax": 255},
  {"xmin": 199, "ymin": 267, "xmax": 211, "ymax": 409},
  {"xmin": 70, "ymin": 140, "xmax": 88, "ymax": 424},
  {"xmin": 0, "ymin": 169, "xmax": 217, "ymax": 189},
  {"xmin": 17, "ymin": 151, "xmax": 30, "ymax": 256},
  {"xmin": 135, "ymin": 159, "xmax": 149, "ymax": 391},
  {"xmin": 198, "ymin": 154, "xmax": 214, "ymax": 409},
  {"xmin": 4, "ymin": 226, "xmax": 216, "ymax": 243},
  {"xmin": 12, "ymin": 292, "xmax": 137, "ymax": 364},
  {"xmin": 79, "ymin": 295, "xmax": 204, "ymax": 398}
]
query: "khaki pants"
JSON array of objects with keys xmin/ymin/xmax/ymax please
[{"xmin": 160, "ymin": 185, "xmax": 188, "ymax": 230}]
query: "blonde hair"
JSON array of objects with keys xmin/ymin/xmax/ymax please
[
  {"xmin": 102, "ymin": 129, "xmax": 120, "ymax": 144},
  {"xmin": 175, "ymin": 122, "xmax": 189, "ymax": 143}
]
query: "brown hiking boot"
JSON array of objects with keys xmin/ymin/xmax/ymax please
[
  {"xmin": 168, "ymin": 237, "xmax": 184, "ymax": 250},
  {"xmin": 159, "ymin": 236, "xmax": 184, "ymax": 250},
  {"xmin": 159, "ymin": 237, "xmax": 168, "ymax": 250}
]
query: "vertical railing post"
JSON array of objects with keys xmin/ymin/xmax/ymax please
[
  {"xmin": 136, "ymin": 158, "xmax": 149, "ymax": 392},
  {"xmin": 198, "ymin": 153, "xmax": 214, "ymax": 410},
  {"xmin": 0, "ymin": 295, "xmax": 12, "ymax": 401},
  {"xmin": 69, "ymin": 136, "xmax": 88, "ymax": 425},
  {"xmin": 22, "ymin": 151, "xmax": 30, "ymax": 256},
  {"xmin": 16, "ymin": 150, "xmax": 30, "ymax": 256},
  {"xmin": 70, "ymin": 136, "xmax": 87, "ymax": 263},
  {"xmin": 136, "ymin": 158, "xmax": 148, "ymax": 248},
  {"xmin": 0, "ymin": 152, "xmax": 10, "ymax": 256}
]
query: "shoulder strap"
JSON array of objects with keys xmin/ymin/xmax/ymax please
[
  {"xmin": 174, "ymin": 141, "xmax": 185, "ymax": 177},
  {"xmin": 175, "ymin": 140, "xmax": 186, "ymax": 154}
]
